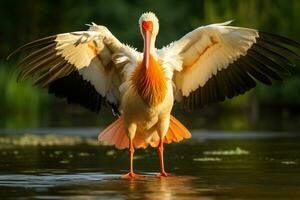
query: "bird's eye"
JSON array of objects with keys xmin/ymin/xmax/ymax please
[{"xmin": 142, "ymin": 21, "xmax": 153, "ymax": 32}]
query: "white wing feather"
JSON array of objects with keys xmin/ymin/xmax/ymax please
[
  {"xmin": 51, "ymin": 25, "xmax": 138, "ymax": 104},
  {"xmin": 168, "ymin": 21, "xmax": 259, "ymax": 96},
  {"xmin": 13, "ymin": 23, "xmax": 139, "ymax": 108}
]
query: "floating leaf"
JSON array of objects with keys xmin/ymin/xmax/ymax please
[
  {"xmin": 193, "ymin": 157, "xmax": 222, "ymax": 162},
  {"xmin": 281, "ymin": 161, "xmax": 297, "ymax": 165},
  {"xmin": 203, "ymin": 147, "xmax": 250, "ymax": 155}
]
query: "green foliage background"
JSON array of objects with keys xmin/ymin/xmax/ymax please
[{"xmin": 0, "ymin": 0, "xmax": 300, "ymax": 129}]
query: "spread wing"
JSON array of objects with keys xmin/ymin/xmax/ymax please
[
  {"xmin": 168, "ymin": 21, "xmax": 300, "ymax": 111},
  {"xmin": 8, "ymin": 23, "xmax": 139, "ymax": 114}
]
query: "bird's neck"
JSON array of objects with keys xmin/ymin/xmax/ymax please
[{"xmin": 131, "ymin": 54, "xmax": 167, "ymax": 106}]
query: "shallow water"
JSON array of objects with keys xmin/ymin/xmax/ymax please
[{"xmin": 0, "ymin": 131, "xmax": 299, "ymax": 200}]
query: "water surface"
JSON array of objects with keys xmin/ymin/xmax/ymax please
[{"xmin": 0, "ymin": 130, "xmax": 299, "ymax": 199}]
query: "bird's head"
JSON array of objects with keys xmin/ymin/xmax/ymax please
[
  {"xmin": 139, "ymin": 12, "xmax": 159, "ymax": 69},
  {"xmin": 139, "ymin": 12, "xmax": 159, "ymax": 39}
]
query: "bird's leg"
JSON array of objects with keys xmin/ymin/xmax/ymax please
[
  {"xmin": 157, "ymin": 138, "xmax": 168, "ymax": 177},
  {"xmin": 122, "ymin": 139, "xmax": 134, "ymax": 178},
  {"xmin": 129, "ymin": 139, "xmax": 134, "ymax": 174},
  {"xmin": 121, "ymin": 139, "xmax": 142, "ymax": 179}
]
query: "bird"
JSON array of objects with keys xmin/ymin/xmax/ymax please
[{"xmin": 8, "ymin": 12, "xmax": 300, "ymax": 178}]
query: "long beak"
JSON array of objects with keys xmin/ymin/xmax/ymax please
[{"xmin": 143, "ymin": 30, "xmax": 151, "ymax": 69}]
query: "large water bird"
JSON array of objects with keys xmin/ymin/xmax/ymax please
[{"xmin": 9, "ymin": 12, "xmax": 300, "ymax": 178}]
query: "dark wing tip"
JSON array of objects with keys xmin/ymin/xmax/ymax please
[
  {"xmin": 258, "ymin": 31, "xmax": 300, "ymax": 49},
  {"xmin": 7, "ymin": 35, "xmax": 57, "ymax": 60}
]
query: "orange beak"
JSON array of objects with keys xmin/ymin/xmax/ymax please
[
  {"xmin": 144, "ymin": 30, "xmax": 151, "ymax": 69},
  {"xmin": 142, "ymin": 21, "xmax": 153, "ymax": 69}
]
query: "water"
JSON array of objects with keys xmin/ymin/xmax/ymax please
[{"xmin": 0, "ymin": 130, "xmax": 299, "ymax": 199}]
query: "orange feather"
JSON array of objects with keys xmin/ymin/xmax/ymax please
[{"xmin": 131, "ymin": 55, "xmax": 167, "ymax": 106}]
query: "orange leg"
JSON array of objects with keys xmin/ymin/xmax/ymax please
[
  {"xmin": 157, "ymin": 138, "xmax": 168, "ymax": 177},
  {"xmin": 122, "ymin": 139, "xmax": 141, "ymax": 179}
]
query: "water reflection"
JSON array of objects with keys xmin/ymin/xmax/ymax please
[
  {"xmin": 125, "ymin": 175, "xmax": 202, "ymax": 200},
  {"xmin": 0, "ymin": 173, "xmax": 215, "ymax": 199},
  {"xmin": 0, "ymin": 173, "xmax": 115, "ymax": 188}
]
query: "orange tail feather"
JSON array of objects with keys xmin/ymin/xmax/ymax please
[
  {"xmin": 98, "ymin": 116, "xmax": 129, "ymax": 149},
  {"xmin": 98, "ymin": 115, "xmax": 191, "ymax": 150},
  {"xmin": 164, "ymin": 115, "xmax": 192, "ymax": 144}
]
